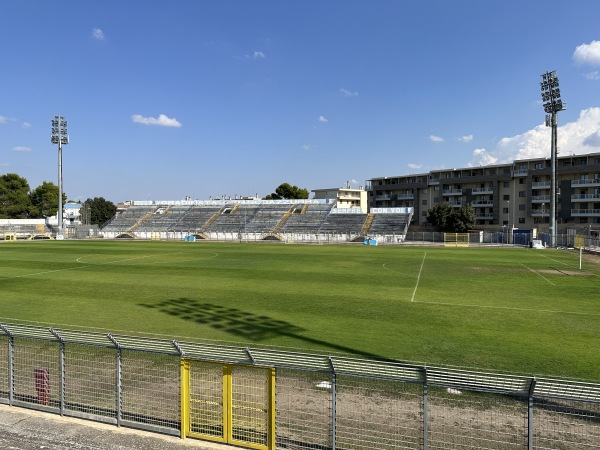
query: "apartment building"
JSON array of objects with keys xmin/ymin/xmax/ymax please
[{"xmin": 366, "ymin": 151, "xmax": 600, "ymax": 230}]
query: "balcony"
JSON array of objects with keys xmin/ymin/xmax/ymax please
[
  {"xmin": 442, "ymin": 189, "xmax": 463, "ymax": 196},
  {"xmin": 571, "ymin": 194, "xmax": 600, "ymax": 202},
  {"xmin": 513, "ymin": 169, "xmax": 528, "ymax": 177},
  {"xmin": 532, "ymin": 181, "xmax": 551, "ymax": 188},
  {"xmin": 471, "ymin": 187, "xmax": 494, "ymax": 195},
  {"xmin": 531, "ymin": 210, "xmax": 548, "ymax": 217},
  {"xmin": 428, "ymin": 178, "xmax": 440, "ymax": 186},
  {"xmin": 476, "ymin": 213, "xmax": 494, "ymax": 220},
  {"xmin": 396, "ymin": 194, "xmax": 414, "ymax": 200},
  {"xmin": 571, "ymin": 209, "xmax": 600, "ymax": 217},
  {"xmin": 531, "ymin": 195, "xmax": 550, "ymax": 203},
  {"xmin": 375, "ymin": 195, "xmax": 391, "ymax": 201},
  {"xmin": 571, "ymin": 179, "xmax": 600, "ymax": 187},
  {"xmin": 448, "ymin": 202, "xmax": 462, "ymax": 208},
  {"xmin": 471, "ymin": 201, "xmax": 494, "ymax": 207}
]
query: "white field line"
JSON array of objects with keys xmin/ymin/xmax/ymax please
[
  {"xmin": 0, "ymin": 252, "xmax": 220, "ymax": 281},
  {"xmin": 411, "ymin": 252, "xmax": 427, "ymax": 302},
  {"xmin": 527, "ymin": 249, "xmax": 600, "ymax": 278},
  {"xmin": 413, "ymin": 300, "xmax": 600, "ymax": 317},
  {"xmin": 520, "ymin": 263, "xmax": 556, "ymax": 286}
]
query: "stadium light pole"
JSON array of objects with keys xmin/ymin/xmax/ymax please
[
  {"xmin": 540, "ymin": 70, "xmax": 565, "ymax": 248},
  {"xmin": 51, "ymin": 115, "xmax": 69, "ymax": 238}
]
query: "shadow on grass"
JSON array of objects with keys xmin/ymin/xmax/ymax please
[{"xmin": 141, "ymin": 298, "xmax": 395, "ymax": 361}]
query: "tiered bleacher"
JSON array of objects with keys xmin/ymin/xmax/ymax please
[
  {"xmin": 278, "ymin": 204, "xmax": 333, "ymax": 233},
  {"xmin": 368, "ymin": 213, "xmax": 410, "ymax": 235},
  {"xmin": 99, "ymin": 201, "xmax": 413, "ymax": 243},
  {"xmin": 318, "ymin": 211, "xmax": 368, "ymax": 234}
]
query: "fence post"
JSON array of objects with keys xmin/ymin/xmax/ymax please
[
  {"xmin": 423, "ymin": 367, "xmax": 428, "ymax": 450},
  {"xmin": 528, "ymin": 377, "xmax": 536, "ymax": 450},
  {"xmin": 328, "ymin": 357, "xmax": 336, "ymax": 450},
  {"xmin": 108, "ymin": 334, "xmax": 122, "ymax": 427},
  {"xmin": 50, "ymin": 329, "xmax": 65, "ymax": 415}
]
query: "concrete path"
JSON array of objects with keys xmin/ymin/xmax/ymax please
[{"xmin": 0, "ymin": 404, "xmax": 237, "ymax": 450}]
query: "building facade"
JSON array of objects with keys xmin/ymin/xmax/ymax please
[
  {"xmin": 367, "ymin": 152, "xmax": 600, "ymax": 230},
  {"xmin": 312, "ymin": 185, "xmax": 368, "ymax": 212}
]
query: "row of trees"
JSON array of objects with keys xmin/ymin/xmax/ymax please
[{"xmin": 0, "ymin": 173, "xmax": 116, "ymax": 225}]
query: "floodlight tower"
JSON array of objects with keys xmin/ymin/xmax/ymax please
[
  {"xmin": 540, "ymin": 71, "xmax": 565, "ymax": 247},
  {"xmin": 51, "ymin": 115, "xmax": 69, "ymax": 237}
]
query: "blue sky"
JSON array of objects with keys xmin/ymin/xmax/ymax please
[{"xmin": 1, "ymin": 1, "xmax": 600, "ymax": 203}]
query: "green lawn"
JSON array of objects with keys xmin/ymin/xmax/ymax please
[{"xmin": 1, "ymin": 240, "xmax": 599, "ymax": 380}]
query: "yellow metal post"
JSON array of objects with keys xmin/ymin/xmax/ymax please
[
  {"xmin": 267, "ymin": 368, "xmax": 276, "ymax": 450},
  {"xmin": 180, "ymin": 359, "xmax": 190, "ymax": 439},
  {"xmin": 223, "ymin": 365, "xmax": 232, "ymax": 442}
]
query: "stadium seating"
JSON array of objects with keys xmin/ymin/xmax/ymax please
[{"xmin": 99, "ymin": 201, "xmax": 413, "ymax": 241}]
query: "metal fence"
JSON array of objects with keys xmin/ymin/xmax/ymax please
[{"xmin": 1, "ymin": 322, "xmax": 599, "ymax": 449}]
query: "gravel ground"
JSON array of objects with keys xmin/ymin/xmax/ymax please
[{"xmin": 0, "ymin": 404, "xmax": 237, "ymax": 450}]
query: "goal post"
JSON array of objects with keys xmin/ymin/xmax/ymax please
[
  {"xmin": 3, "ymin": 232, "xmax": 17, "ymax": 241},
  {"xmin": 444, "ymin": 233, "xmax": 470, "ymax": 247}
]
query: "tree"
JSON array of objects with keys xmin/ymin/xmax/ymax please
[
  {"xmin": 426, "ymin": 202, "xmax": 452, "ymax": 232},
  {"xmin": 83, "ymin": 197, "xmax": 117, "ymax": 225},
  {"xmin": 427, "ymin": 202, "xmax": 475, "ymax": 232},
  {"xmin": 264, "ymin": 183, "xmax": 309, "ymax": 200},
  {"xmin": 0, "ymin": 173, "xmax": 34, "ymax": 219},
  {"xmin": 30, "ymin": 181, "xmax": 64, "ymax": 218},
  {"xmin": 448, "ymin": 203, "xmax": 476, "ymax": 233}
]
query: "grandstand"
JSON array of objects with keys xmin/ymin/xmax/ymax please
[{"xmin": 99, "ymin": 200, "xmax": 413, "ymax": 243}]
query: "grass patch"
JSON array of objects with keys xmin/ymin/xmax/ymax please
[{"xmin": 1, "ymin": 240, "xmax": 599, "ymax": 380}]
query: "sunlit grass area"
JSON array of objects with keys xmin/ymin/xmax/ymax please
[{"xmin": 1, "ymin": 240, "xmax": 599, "ymax": 380}]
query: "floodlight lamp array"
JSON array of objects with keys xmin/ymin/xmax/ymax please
[
  {"xmin": 540, "ymin": 71, "xmax": 565, "ymax": 114},
  {"xmin": 50, "ymin": 115, "xmax": 69, "ymax": 145}
]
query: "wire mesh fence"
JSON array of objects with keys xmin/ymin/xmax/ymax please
[{"xmin": 0, "ymin": 323, "xmax": 599, "ymax": 449}]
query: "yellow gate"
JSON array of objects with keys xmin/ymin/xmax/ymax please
[{"xmin": 181, "ymin": 360, "xmax": 276, "ymax": 450}]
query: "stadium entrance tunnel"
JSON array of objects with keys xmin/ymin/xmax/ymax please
[
  {"xmin": 262, "ymin": 234, "xmax": 283, "ymax": 241},
  {"xmin": 116, "ymin": 233, "xmax": 136, "ymax": 239}
]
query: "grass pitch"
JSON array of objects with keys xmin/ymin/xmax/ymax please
[{"xmin": 1, "ymin": 240, "xmax": 599, "ymax": 380}]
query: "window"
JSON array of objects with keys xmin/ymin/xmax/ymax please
[
  {"xmin": 519, "ymin": 204, "xmax": 526, "ymax": 211},
  {"xmin": 503, "ymin": 182, "xmax": 510, "ymax": 188},
  {"xmin": 519, "ymin": 191, "xmax": 526, "ymax": 197},
  {"xmin": 535, "ymin": 163, "xmax": 543, "ymax": 169},
  {"xmin": 503, "ymin": 207, "xmax": 509, "ymax": 214},
  {"xmin": 422, "ymin": 199, "xmax": 427, "ymax": 205},
  {"xmin": 503, "ymin": 194, "xmax": 510, "ymax": 201},
  {"xmin": 422, "ymin": 188, "xmax": 428, "ymax": 194},
  {"xmin": 519, "ymin": 218, "xmax": 526, "ymax": 224},
  {"xmin": 519, "ymin": 178, "xmax": 525, "ymax": 184}
]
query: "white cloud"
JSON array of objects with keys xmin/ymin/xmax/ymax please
[
  {"xmin": 319, "ymin": 115, "xmax": 328, "ymax": 123},
  {"xmin": 132, "ymin": 114, "xmax": 182, "ymax": 128},
  {"xmin": 583, "ymin": 129, "xmax": 600, "ymax": 147},
  {"xmin": 458, "ymin": 134, "xmax": 473, "ymax": 143},
  {"xmin": 245, "ymin": 51, "xmax": 266, "ymax": 59},
  {"xmin": 573, "ymin": 40, "xmax": 600, "ymax": 66},
  {"xmin": 468, "ymin": 107, "xmax": 600, "ymax": 166},
  {"xmin": 0, "ymin": 116, "xmax": 7, "ymax": 124},
  {"xmin": 22, "ymin": 122, "xmax": 32, "ymax": 129},
  {"xmin": 469, "ymin": 148, "xmax": 498, "ymax": 166},
  {"xmin": 92, "ymin": 28, "xmax": 106, "ymax": 41},
  {"xmin": 340, "ymin": 88, "xmax": 358, "ymax": 97},
  {"xmin": 302, "ymin": 144, "xmax": 313, "ymax": 151},
  {"xmin": 429, "ymin": 135, "xmax": 444, "ymax": 142},
  {"xmin": 12, "ymin": 146, "xmax": 31, "ymax": 152},
  {"xmin": 408, "ymin": 163, "xmax": 422, "ymax": 170},
  {"xmin": 584, "ymin": 71, "xmax": 600, "ymax": 80}
]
